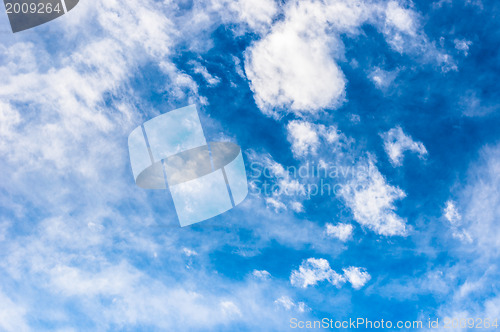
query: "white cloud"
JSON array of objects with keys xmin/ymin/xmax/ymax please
[
  {"xmin": 290, "ymin": 202, "xmax": 304, "ymax": 213},
  {"xmin": 220, "ymin": 301, "xmax": 242, "ymax": 317},
  {"xmin": 0, "ymin": 290, "xmax": 30, "ymax": 332},
  {"xmin": 265, "ymin": 197, "xmax": 287, "ymax": 212},
  {"xmin": 320, "ymin": 125, "xmax": 341, "ymax": 144},
  {"xmin": 274, "ymin": 296, "xmax": 295, "ymax": 310},
  {"xmin": 342, "ymin": 267, "xmax": 371, "ymax": 290},
  {"xmin": 325, "ymin": 223, "xmax": 354, "ymax": 242},
  {"xmin": 451, "ymin": 229, "xmax": 473, "ymax": 244},
  {"xmin": 375, "ymin": 269, "xmax": 452, "ymax": 301},
  {"xmin": 1, "ymin": 207, "xmax": 318, "ymax": 330},
  {"xmin": 296, "ymin": 301, "xmax": 308, "ymax": 313},
  {"xmin": 245, "ymin": 29, "xmax": 345, "ymax": 116},
  {"xmin": 0, "ymin": 1, "xmax": 314, "ymax": 330},
  {"xmin": 443, "ymin": 201, "xmax": 471, "ymax": 243},
  {"xmin": 350, "ymin": 114, "xmax": 361, "ymax": 123},
  {"xmin": 190, "ymin": 61, "xmax": 221, "ymax": 86},
  {"xmin": 208, "ymin": 0, "xmax": 278, "ymax": 36},
  {"xmin": 443, "ymin": 200, "xmax": 461, "ymax": 225},
  {"xmin": 245, "ymin": 0, "xmax": 455, "ymax": 116},
  {"xmin": 0, "ymin": 0, "xmax": 206, "ymax": 178},
  {"xmin": 182, "ymin": 248, "xmax": 198, "ymax": 256},
  {"xmin": 290, "ymin": 258, "xmax": 371, "ymax": 290},
  {"xmin": 369, "ymin": 67, "xmax": 399, "ymax": 90},
  {"xmin": 340, "ymin": 160, "xmax": 408, "ymax": 236},
  {"xmin": 287, "ymin": 120, "xmax": 340, "ymax": 158},
  {"xmin": 454, "ymin": 39, "xmax": 472, "ymax": 56},
  {"xmin": 290, "ymin": 258, "xmax": 345, "ymax": 289},
  {"xmin": 228, "ymin": 0, "xmax": 278, "ymax": 33},
  {"xmin": 274, "ymin": 296, "xmax": 308, "ymax": 312},
  {"xmin": 247, "ymin": 151, "xmax": 308, "ymax": 212},
  {"xmin": 459, "ymin": 90, "xmax": 498, "ymax": 117},
  {"xmin": 0, "ymin": 101, "xmax": 21, "ymax": 152},
  {"xmin": 252, "ymin": 270, "xmax": 271, "ymax": 279},
  {"xmin": 287, "ymin": 121, "xmax": 321, "ymax": 157},
  {"xmin": 454, "ymin": 145, "xmax": 500, "ymax": 250},
  {"xmin": 382, "ymin": 126, "xmax": 428, "ymax": 167},
  {"xmin": 385, "ymin": 1, "xmax": 417, "ymax": 36},
  {"xmin": 419, "ymin": 144, "xmax": 500, "ymax": 330},
  {"xmin": 244, "ymin": 0, "xmax": 362, "ymax": 116},
  {"xmin": 0, "ymin": 0, "xmax": 464, "ymax": 329},
  {"xmin": 381, "ymin": 1, "xmax": 456, "ymax": 71},
  {"xmin": 24, "ymin": 258, "xmax": 247, "ymax": 329},
  {"xmin": 0, "ymin": 1, "xmax": 385, "ymax": 330}
]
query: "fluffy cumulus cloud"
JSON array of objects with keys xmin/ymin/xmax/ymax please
[
  {"xmin": 382, "ymin": 126, "xmax": 428, "ymax": 166},
  {"xmin": 245, "ymin": 32, "xmax": 345, "ymax": 116},
  {"xmin": 287, "ymin": 121, "xmax": 322, "ymax": 157},
  {"xmin": 325, "ymin": 223, "xmax": 354, "ymax": 242},
  {"xmin": 287, "ymin": 120, "xmax": 340, "ymax": 157},
  {"xmin": 290, "ymin": 258, "xmax": 371, "ymax": 290},
  {"xmin": 244, "ymin": 0, "xmax": 370, "ymax": 116},
  {"xmin": 290, "ymin": 258, "xmax": 346, "ymax": 289},
  {"xmin": 342, "ymin": 267, "xmax": 372, "ymax": 290},
  {"xmin": 340, "ymin": 160, "xmax": 408, "ymax": 236},
  {"xmin": 244, "ymin": 0, "xmax": 454, "ymax": 117}
]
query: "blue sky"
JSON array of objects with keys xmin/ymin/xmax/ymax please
[{"xmin": 0, "ymin": 0, "xmax": 500, "ymax": 331}]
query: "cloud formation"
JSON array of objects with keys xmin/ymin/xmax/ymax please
[
  {"xmin": 343, "ymin": 267, "xmax": 372, "ymax": 290},
  {"xmin": 382, "ymin": 126, "xmax": 428, "ymax": 167},
  {"xmin": 290, "ymin": 258, "xmax": 346, "ymax": 289},
  {"xmin": 290, "ymin": 258, "xmax": 370, "ymax": 290},
  {"xmin": 244, "ymin": 0, "xmax": 455, "ymax": 117},
  {"xmin": 325, "ymin": 223, "xmax": 354, "ymax": 242},
  {"xmin": 286, "ymin": 120, "xmax": 340, "ymax": 158},
  {"xmin": 340, "ymin": 160, "xmax": 408, "ymax": 236}
]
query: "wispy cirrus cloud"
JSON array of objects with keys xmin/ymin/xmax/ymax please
[{"xmin": 0, "ymin": 0, "xmax": 497, "ymax": 330}]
